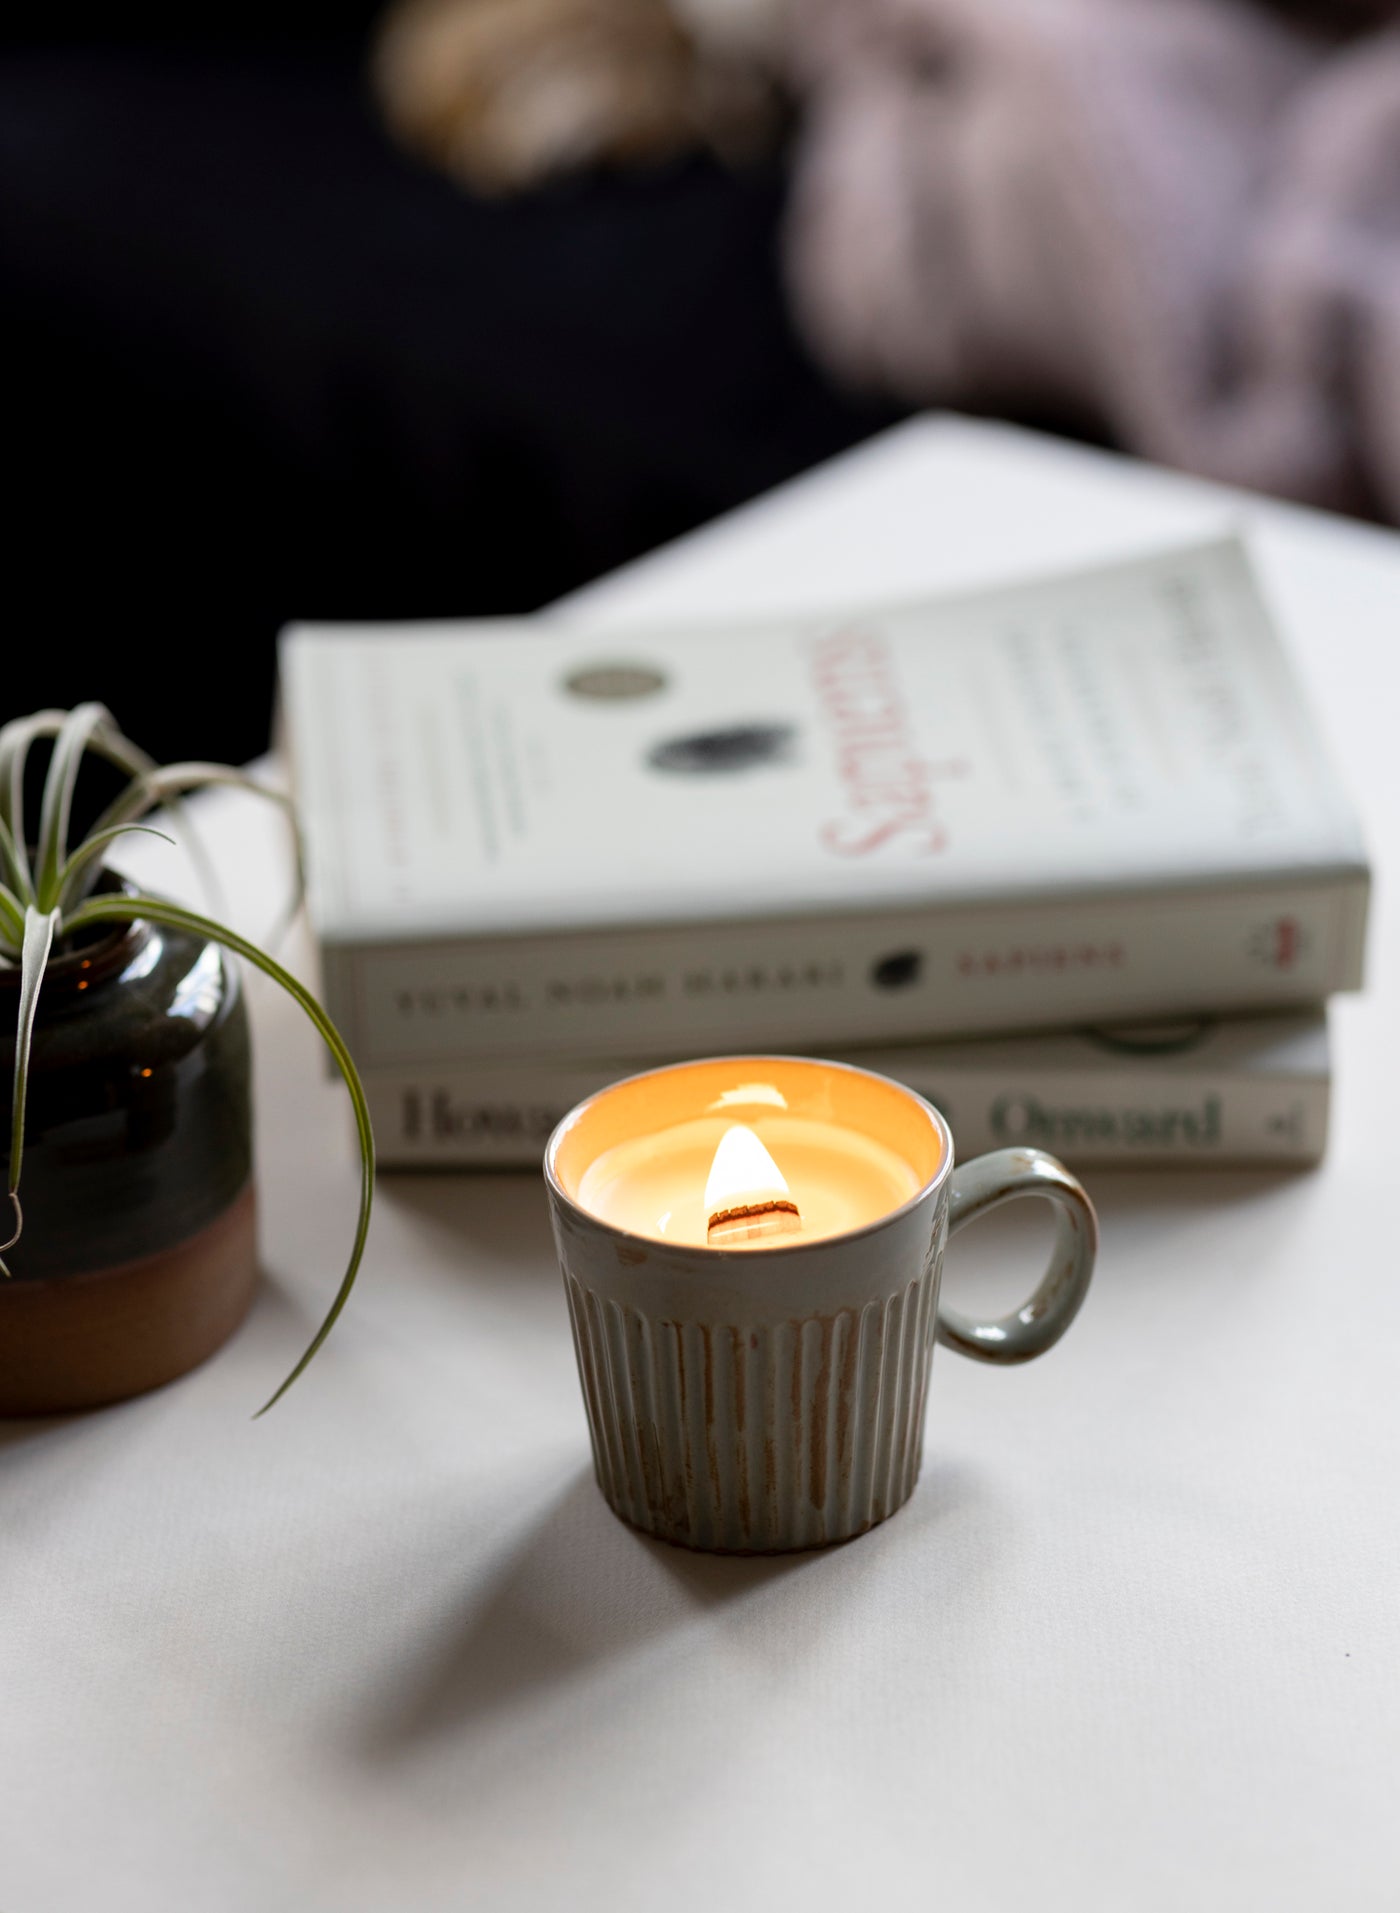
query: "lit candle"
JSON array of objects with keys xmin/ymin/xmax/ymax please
[
  {"xmin": 545, "ymin": 1056, "xmax": 1096, "ymax": 1555},
  {"xmin": 565, "ymin": 1062, "xmax": 936, "ymax": 1249}
]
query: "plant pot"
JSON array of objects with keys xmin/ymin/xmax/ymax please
[{"xmin": 0, "ymin": 875, "xmax": 257, "ymax": 1414}]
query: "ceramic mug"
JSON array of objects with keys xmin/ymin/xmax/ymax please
[{"xmin": 545, "ymin": 1056, "xmax": 1097, "ymax": 1554}]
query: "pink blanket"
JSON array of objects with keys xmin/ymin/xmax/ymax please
[{"xmin": 784, "ymin": 0, "xmax": 1400, "ymax": 518}]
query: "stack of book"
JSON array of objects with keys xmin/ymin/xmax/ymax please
[{"xmin": 280, "ymin": 539, "xmax": 1368, "ymax": 1170}]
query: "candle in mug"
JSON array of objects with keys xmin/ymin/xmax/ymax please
[
  {"xmin": 560, "ymin": 1059, "xmax": 940, "ymax": 1249},
  {"xmin": 545, "ymin": 1055, "xmax": 1096, "ymax": 1553}
]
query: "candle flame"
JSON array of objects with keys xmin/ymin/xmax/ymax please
[{"xmin": 705, "ymin": 1124, "xmax": 801, "ymax": 1246}]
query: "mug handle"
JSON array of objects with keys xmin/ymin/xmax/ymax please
[{"xmin": 937, "ymin": 1148, "xmax": 1098, "ymax": 1364}]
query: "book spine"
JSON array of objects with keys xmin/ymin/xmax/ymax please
[
  {"xmin": 327, "ymin": 875, "xmax": 1367, "ymax": 1067},
  {"xmin": 364, "ymin": 1059, "xmax": 1328, "ymax": 1171}
]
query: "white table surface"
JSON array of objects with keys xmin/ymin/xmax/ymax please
[{"xmin": 5, "ymin": 417, "xmax": 1398, "ymax": 1911}]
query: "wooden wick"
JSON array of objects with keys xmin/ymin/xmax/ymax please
[{"xmin": 707, "ymin": 1197, "xmax": 800, "ymax": 1232}]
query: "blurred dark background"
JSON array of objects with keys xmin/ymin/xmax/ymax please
[
  {"xmin": 9, "ymin": 0, "xmax": 1397, "ymax": 768},
  {"xmin": 1, "ymin": 6, "xmax": 898, "ymax": 766}
]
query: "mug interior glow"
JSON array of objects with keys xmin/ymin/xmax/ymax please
[{"xmin": 546, "ymin": 1055, "xmax": 949, "ymax": 1251}]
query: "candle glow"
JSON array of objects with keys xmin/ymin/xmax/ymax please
[{"xmin": 566, "ymin": 1064, "xmax": 933, "ymax": 1251}]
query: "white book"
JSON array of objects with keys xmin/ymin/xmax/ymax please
[
  {"xmin": 364, "ymin": 1012, "xmax": 1330, "ymax": 1171},
  {"xmin": 281, "ymin": 540, "xmax": 1368, "ymax": 1067}
]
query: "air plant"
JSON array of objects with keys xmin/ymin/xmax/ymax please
[{"xmin": 0, "ymin": 704, "xmax": 373, "ymax": 1415}]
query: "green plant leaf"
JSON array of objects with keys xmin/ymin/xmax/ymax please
[
  {"xmin": 55, "ymin": 825, "xmax": 176, "ymax": 914},
  {"xmin": 0, "ymin": 809, "xmax": 29, "ymax": 904},
  {"xmin": 0, "ymin": 706, "xmax": 160, "ymax": 901},
  {"xmin": 91, "ymin": 761, "xmax": 306, "ymax": 947},
  {"xmin": 0, "ymin": 710, "xmax": 229, "ymax": 922},
  {"xmin": 88, "ymin": 761, "xmax": 296, "ymax": 921},
  {"xmin": 33, "ymin": 703, "xmax": 114, "ymax": 910},
  {"xmin": 0, "ymin": 709, "xmax": 67, "ymax": 896},
  {"xmin": 64, "ymin": 891, "xmax": 375, "ymax": 1414},
  {"xmin": 2, "ymin": 906, "xmax": 58, "ymax": 1271},
  {"xmin": 0, "ymin": 883, "xmax": 27, "ymax": 954},
  {"xmin": 94, "ymin": 762, "xmax": 295, "ymax": 829},
  {"xmin": 1, "ymin": 706, "xmax": 158, "ymax": 796}
]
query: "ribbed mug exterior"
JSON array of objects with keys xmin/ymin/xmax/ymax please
[{"xmin": 548, "ymin": 1179, "xmax": 949, "ymax": 1553}]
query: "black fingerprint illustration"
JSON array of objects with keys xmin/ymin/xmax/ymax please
[
  {"xmin": 646, "ymin": 723, "xmax": 799, "ymax": 776},
  {"xmin": 871, "ymin": 950, "xmax": 923, "ymax": 991}
]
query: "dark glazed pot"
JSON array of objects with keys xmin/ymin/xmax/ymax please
[{"xmin": 0, "ymin": 876, "xmax": 257, "ymax": 1414}]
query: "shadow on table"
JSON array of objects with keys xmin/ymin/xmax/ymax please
[
  {"xmin": 1076, "ymin": 1163, "xmax": 1317, "ymax": 1215},
  {"xmin": 376, "ymin": 1167, "xmax": 557, "ymax": 1281},
  {"xmin": 0, "ymin": 1410, "xmax": 83, "ymax": 1453},
  {"xmin": 359, "ymin": 1455, "xmax": 991, "ymax": 1759},
  {"xmin": 358, "ymin": 1467, "xmax": 797, "ymax": 1758},
  {"xmin": 642, "ymin": 1451, "xmax": 991, "ymax": 1608}
]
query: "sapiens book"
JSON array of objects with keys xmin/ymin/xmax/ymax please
[
  {"xmin": 281, "ymin": 539, "xmax": 1368, "ymax": 1067},
  {"xmin": 362, "ymin": 1012, "xmax": 1331, "ymax": 1171}
]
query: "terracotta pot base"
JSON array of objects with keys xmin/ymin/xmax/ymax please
[{"xmin": 0, "ymin": 1182, "xmax": 259, "ymax": 1416}]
